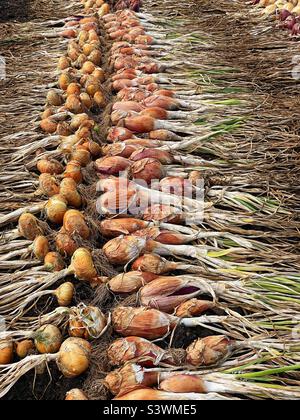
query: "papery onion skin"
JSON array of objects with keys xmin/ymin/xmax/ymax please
[
  {"xmin": 56, "ymin": 229, "xmax": 79, "ymax": 257},
  {"xmin": 130, "ymin": 158, "xmax": 165, "ymax": 184},
  {"xmin": 60, "ymin": 178, "xmax": 82, "ymax": 208},
  {"xmin": 34, "ymin": 325, "xmax": 63, "ymax": 354},
  {"xmin": 45, "ymin": 195, "xmax": 68, "ymax": 225},
  {"xmin": 44, "ymin": 252, "xmax": 65, "ymax": 272},
  {"xmin": 130, "ymin": 149, "xmax": 173, "ymax": 165},
  {"xmin": 69, "ymin": 306, "xmax": 107, "ymax": 340},
  {"xmin": 112, "ymin": 306, "xmax": 175, "ymax": 340},
  {"xmin": 132, "ymin": 254, "xmax": 177, "ymax": 275},
  {"xmin": 18, "ymin": 213, "xmax": 43, "ymax": 241},
  {"xmin": 57, "ymin": 337, "xmax": 92, "ymax": 378},
  {"xmin": 160, "ymin": 177, "xmax": 193, "ymax": 196},
  {"xmin": 103, "ymin": 236, "xmax": 146, "ymax": 265},
  {"xmin": 95, "ymin": 156, "xmax": 131, "ymax": 175},
  {"xmin": 186, "ymin": 335, "xmax": 232, "ymax": 367},
  {"xmin": 108, "ymin": 271, "xmax": 158, "ymax": 294},
  {"xmin": 64, "ymin": 160, "xmax": 83, "ymax": 184},
  {"xmin": 71, "ymin": 248, "xmax": 98, "ymax": 283},
  {"xmin": 55, "ymin": 282, "xmax": 75, "ymax": 307},
  {"xmin": 0, "ymin": 340, "xmax": 13, "ymax": 364},
  {"xmin": 175, "ymin": 299, "xmax": 216, "ymax": 318},
  {"xmin": 63, "ymin": 210, "xmax": 90, "ymax": 240},
  {"xmin": 32, "ymin": 235, "xmax": 50, "ymax": 261},
  {"xmin": 143, "ymin": 204, "xmax": 183, "ymax": 224},
  {"xmin": 159, "ymin": 375, "xmax": 206, "ymax": 394},
  {"xmin": 37, "ymin": 159, "xmax": 64, "ymax": 175},
  {"xmin": 39, "ymin": 174, "xmax": 60, "ymax": 197},
  {"xmin": 65, "ymin": 389, "xmax": 89, "ymax": 400}
]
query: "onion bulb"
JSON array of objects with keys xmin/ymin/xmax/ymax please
[
  {"xmin": 56, "ymin": 229, "xmax": 79, "ymax": 257},
  {"xmin": 46, "ymin": 90, "xmax": 63, "ymax": 107},
  {"xmin": 44, "ymin": 252, "xmax": 65, "ymax": 272},
  {"xmin": 60, "ymin": 178, "xmax": 82, "ymax": 208},
  {"xmin": 56, "ymin": 337, "xmax": 92, "ymax": 378},
  {"xmin": 69, "ymin": 305, "xmax": 107, "ymax": 340},
  {"xmin": 130, "ymin": 158, "xmax": 165, "ymax": 184},
  {"xmin": 31, "ymin": 235, "xmax": 50, "ymax": 261},
  {"xmin": 70, "ymin": 248, "xmax": 98, "ymax": 283},
  {"xmin": 103, "ymin": 235, "xmax": 146, "ymax": 265},
  {"xmin": 40, "ymin": 118, "xmax": 57, "ymax": 134},
  {"xmin": 34, "ymin": 325, "xmax": 62, "ymax": 354},
  {"xmin": 159, "ymin": 375, "xmax": 206, "ymax": 394},
  {"xmin": 186, "ymin": 336, "xmax": 232, "ymax": 367},
  {"xmin": 108, "ymin": 271, "xmax": 158, "ymax": 294},
  {"xmin": 175, "ymin": 299, "xmax": 216, "ymax": 318},
  {"xmin": 99, "ymin": 218, "xmax": 148, "ymax": 238},
  {"xmin": 63, "ymin": 210, "xmax": 90, "ymax": 239},
  {"xmin": 55, "ymin": 282, "xmax": 75, "ymax": 307},
  {"xmin": 45, "ymin": 195, "xmax": 68, "ymax": 224},
  {"xmin": 0, "ymin": 340, "xmax": 13, "ymax": 364},
  {"xmin": 95, "ymin": 156, "xmax": 131, "ymax": 176},
  {"xmin": 37, "ymin": 158, "xmax": 64, "ymax": 175},
  {"xmin": 63, "ymin": 160, "xmax": 83, "ymax": 184},
  {"xmin": 16, "ymin": 340, "xmax": 35, "ymax": 359},
  {"xmin": 65, "ymin": 389, "xmax": 89, "ymax": 400},
  {"xmin": 18, "ymin": 213, "xmax": 43, "ymax": 240}
]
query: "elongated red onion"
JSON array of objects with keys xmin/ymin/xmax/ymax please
[
  {"xmin": 95, "ymin": 156, "xmax": 131, "ymax": 176},
  {"xmin": 130, "ymin": 148, "xmax": 174, "ymax": 165},
  {"xmin": 108, "ymin": 271, "xmax": 158, "ymax": 294},
  {"xmin": 130, "ymin": 158, "xmax": 165, "ymax": 184},
  {"xmin": 160, "ymin": 177, "xmax": 193, "ymax": 196}
]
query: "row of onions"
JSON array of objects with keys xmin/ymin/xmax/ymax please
[
  {"xmin": 251, "ymin": 0, "xmax": 300, "ymax": 35},
  {"xmin": 1, "ymin": 0, "xmax": 300, "ymax": 401}
]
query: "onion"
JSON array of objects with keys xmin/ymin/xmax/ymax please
[
  {"xmin": 69, "ymin": 305, "xmax": 107, "ymax": 340},
  {"xmin": 108, "ymin": 271, "xmax": 158, "ymax": 294},
  {"xmin": 69, "ymin": 113, "xmax": 90, "ymax": 131},
  {"xmin": 130, "ymin": 149, "xmax": 174, "ymax": 165},
  {"xmin": 66, "ymin": 94, "xmax": 83, "ymax": 114},
  {"xmin": 59, "ymin": 72, "xmax": 72, "ymax": 91},
  {"xmin": 159, "ymin": 375, "xmax": 206, "ymax": 394},
  {"xmin": 130, "ymin": 158, "xmax": 165, "ymax": 184},
  {"xmin": 0, "ymin": 340, "xmax": 13, "ymax": 364},
  {"xmin": 107, "ymin": 336, "xmax": 182, "ymax": 367},
  {"xmin": 63, "ymin": 210, "xmax": 90, "ymax": 239},
  {"xmin": 99, "ymin": 218, "xmax": 148, "ymax": 237},
  {"xmin": 64, "ymin": 160, "xmax": 83, "ymax": 184},
  {"xmin": 46, "ymin": 90, "xmax": 63, "ymax": 107},
  {"xmin": 56, "ymin": 229, "xmax": 79, "ymax": 256},
  {"xmin": 41, "ymin": 108, "xmax": 53, "ymax": 119},
  {"xmin": 34, "ymin": 325, "xmax": 62, "ymax": 354},
  {"xmin": 55, "ymin": 282, "xmax": 75, "ymax": 307},
  {"xmin": 122, "ymin": 115, "xmax": 155, "ymax": 133},
  {"xmin": 18, "ymin": 213, "xmax": 43, "ymax": 240},
  {"xmin": 186, "ymin": 336, "xmax": 232, "ymax": 366},
  {"xmin": 279, "ymin": 9, "xmax": 292, "ymax": 20},
  {"xmin": 37, "ymin": 158, "xmax": 64, "ymax": 175},
  {"xmin": 175, "ymin": 299, "xmax": 216, "ymax": 318},
  {"xmin": 67, "ymin": 82, "xmax": 81, "ymax": 96},
  {"xmin": 40, "ymin": 118, "xmax": 57, "ymax": 134},
  {"xmin": 44, "ymin": 252, "xmax": 65, "ymax": 272},
  {"xmin": 56, "ymin": 337, "xmax": 91, "ymax": 378},
  {"xmin": 143, "ymin": 204, "xmax": 183, "ymax": 224},
  {"xmin": 70, "ymin": 248, "xmax": 98, "ymax": 283},
  {"xmin": 95, "ymin": 156, "xmax": 131, "ymax": 176},
  {"xmin": 57, "ymin": 122, "xmax": 72, "ymax": 137},
  {"xmin": 92, "ymin": 67, "xmax": 106, "ymax": 82},
  {"xmin": 101, "ymin": 143, "xmax": 141, "ymax": 158},
  {"xmin": 45, "ymin": 195, "xmax": 68, "ymax": 224},
  {"xmin": 58, "ymin": 56, "xmax": 71, "ymax": 70},
  {"xmin": 65, "ymin": 389, "xmax": 89, "ymax": 400},
  {"xmin": 160, "ymin": 177, "xmax": 193, "ymax": 196},
  {"xmin": 88, "ymin": 50, "xmax": 102, "ymax": 66},
  {"xmin": 103, "ymin": 235, "xmax": 146, "ymax": 265},
  {"xmin": 60, "ymin": 178, "xmax": 82, "ymax": 208},
  {"xmin": 132, "ymin": 254, "xmax": 179, "ymax": 274},
  {"xmin": 79, "ymin": 92, "xmax": 93, "ymax": 109},
  {"xmin": 31, "ymin": 235, "xmax": 49, "ymax": 261},
  {"xmin": 112, "ymin": 101, "xmax": 144, "ymax": 112},
  {"xmin": 114, "ymin": 388, "xmax": 216, "ymax": 400},
  {"xmin": 107, "ymin": 126, "xmax": 134, "ymax": 142},
  {"xmin": 94, "ymin": 91, "xmax": 107, "ymax": 107},
  {"xmin": 16, "ymin": 340, "xmax": 35, "ymax": 359},
  {"xmin": 81, "ymin": 61, "xmax": 96, "ymax": 74},
  {"xmin": 60, "ymin": 29, "xmax": 77, "ymax": 38}
]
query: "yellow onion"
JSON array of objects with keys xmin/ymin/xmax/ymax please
[
  {"xmin": 58, "ymin": 56, "xmax": 71, "ymax": 70},
  {"xmin": 88, "ymin": 30, "xmax": 99, "ymax": 43},
  {"xmin": 60, "ymin": 29, "xmax": 77, "ymax": 38},
  {"xmin": 64, "ymin": 160, "xmax": 83, "ymax": 184},
  {"xmin": 159, "ymin": 375, "xmax": 206, "ymax": 394},
  {"xmin": 92, "ymin": 67, "xmax": 105, "ymax": 83},
  {"xmin": 71, "ymin": 148, "xmax": 91, "ymax": 167},
  {"xmin": 56, "ymin": 229, "xmax": 78, "ymax": 257},
  {"xmin": 80, "ymin": 92, "xmax": 93, "ymax": 109},
  {"xmin": 45, "ymin": 194, "xmax": 68, "ymax": 224},
  {"xmin": 112, "ymin": 306, "xmax": 175, "ymax": 340},
  {"xmin": 66, "ymin": 94, "xmax": 83, "ymax": 114},
  {"xmin": 60, "ymin": 178, "xmax": 82, "ymax": 208},
  {"xmin": 70, "ymin": 248, "xmax": 98, "ymax": 282},
  {"xmin": 82, "ymin": 43, "xmax": 96, "ymax": 56},
  {"xmin": 56, "ymin": 121, "xmax": 72, "ymax": 137},
  {"xmin": 94, "ymin": 90, "xmax": 106, "ymax": 107},
  {"xmin": 85, "ymin": 78, "xmax": 101, "ymax": 97},
  {"xmin": 65, "ymin": 389, "xmax": 89, "ymax": 400},
  {"xmin": 34, "ymin": 325, "xmax": 63, "ymax": 354},
  {"xmin": 69, "ymin": 113, "xmax": 90, "ymax": 131},
  {"xmin": 41, "ymin": 108, "xmax": 53, "ymax": 119},
  {"xmin": 69, "ymin": 305, "xmax": 107, "ymax": 340},
  {"xmin": 55, "ymin": 282, "xmax": 75, "ymax": 306},
  {"xmin": 186, "ymin": 336, "xmax": 232, "ymax": 367},
  {"xmin": 108, "ymin": 271, "xmax": 158, "ymax": 294},
  {"xmin": 103, "ymin": 236, "xmax": 146, "ymax": 265},
  {"xmin": 31, "ymin": 235, "xmax": 49, "ymax": 261},
  {"xmin": 18, "ymin": 213, "xmax": 43, "ymax": 240},
  {"xmin": 44, "ymin": 252, "xmax": 65, "ymax": 272},
  {"xmin": 37, "ymin": 158, "xmax": 64, "ymax": 175},
  {"xmin": 76, "ymin": 53, "xmax": 88, "ymax": 69},
  {"xmin": 46, "ymin": 90, "xmax": 63, "ymax": 106},
  {"xmin": 0, "ymin": 340, "xmax": 13, "ymax": 364},
  {"xmin": 15, "ymin": 340, "xmax": 35, "ymax": 359},
  {"xmin": 175, "ymin": 299, "xmax": 216, "ymax": 318},
  {"xmin": 88, "ymin": 50, "xmax": 102, "ymax": 66},
  {"xmin": 66, "ymin": 82, "xmax": 81, "ymax": 96},
  {"xmin": 81, "ymin": 61, "xmax": 96, "ymax": 74},
  {"xmin": 115, "ymin": 388, "xmax": 205, "ymax": 400},
  {"xmin": 107, "ymin": 336, "xmax": 179, "ymax": 368},
  {"xmin": 59, "ymin": 72, "xmax": 72, "ymax": 91},
  {"xmin": 63, "ymin": 210, "xmax": 90, "ymax": 239},
  {"xmin": 57, "ymin": 337, "xmax": 91, "ymax": 378},
  {"xmin": 76, "ymin": 125, "xmax": 92, "ymax": 140},
  {"xmin": 40, "ymin": 118, "xmax": 57, "ymax": 134},
  {"xmin": 98, "ymin": 3, "xmax": 110, "ymax": 17},
  {"xmin": 95, "ymin": 156, "xmax": 131, "ymax": 176}
]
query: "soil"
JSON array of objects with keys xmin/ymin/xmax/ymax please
[{"xmin": 0, "ymin": 0, "xmax": 32, "ymax": 22}]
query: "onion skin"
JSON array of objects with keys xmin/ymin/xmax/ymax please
[
  {"xmin": 101, "ymin": 143, "xmax": 141, "ymax": 158},
  {"xmin": 103, "ymin": 236, "xmax": 146, "ymax": 265},
  {"xmin": 69, "ymin": 306, "xmax": 107, "ymax": 340},
  {"xmin": 130, "ymin": 158, "xmax": 165, "ymax": 184},
  {"xmin": 122, "ymin": 116, "xmax": 155, "ymax": 133},
  {"xmin": 99, "ymin": 218, "xmax": 148, "ymax": 237},
  {"xmin": 71, "ymin": 149, "xmax": 91, "ymax": 167},
  {"xmin": 65, "ymin": 389, "xmax": 89, "ymax": 400},
  {"xmin": 37, "ymin": 159, "xmax": 64, "ymax": 175},
  {"xmin": 18, "ymin": 213, "xmax": 43, "ymax": 240},
  {"xmin": 44, "ymin": 252, "xmax": 65, "ymax": 272},
  {"xmin": 159, "ymin": 375, "xmax": 206, "ymax": 394},
  {"xmin": 143, "ymin": 204, "xmax": 183, "ymax": 224},
  {"xmin": 160, "ymin": 177, "xmax": 193, "ymax": 196},
  {"xmin": 34, "ymin": 325, "xmax": 63, "ymax": 354},
  {"xmin": 112, "ymin": 306, "xmax": 175, "ymax": 340},
  {"xmin": 107, "ymin": 336, "xmax": 179, "ymax": 367},
  {"xmin": 57, "ymin": 337, "xmax": 91, "ymax": 378},
  {"xmin": 107, "ymin": 126, "xmax": 134, "ymax": 142},
  {"xmin": 132, "ymin": 254, "xmax": 178, "ymax": 275},
  {"xmin": 0, "ymin": 340, "xmax": 13, "ymax": 364},
  {"xmin": 112, "ymin": 101, "xmax": 144, "ymax": 112},
  {"xmin": 130, "ymin": 148, "xmax": 174, "ymax": 165},
  {"xmin": 40, "ymin": 118, "xmax": 57, "ymax": 134},
  {"xmin": 60, "ymin": 178, "xmax": 82, "ymax": 208},
  {"xmin": 133, "ymin": 227, "xmax": 190, "ymax": 245},
  {"xmin": 70, "ymin": 248, "xmax": 98, "ymax": 283},
  {"xmin": 64, "ymin": 160, "xmax": 83, "ymax": 184},
  {"xmin": 108, "ymin": 271, "xmax": 158, "ymax": 294},
  {"xmin": 15, "ymin": 340, "xmax": 35, "ymax": 359},
  {"xmin": 55, "ymin": 282, "xmax": 75, "ymax": 307},
  {"xmin": 32, "ymin": 235, "xmax": 50, "ymax": 261},
  {"xmin": 175, "ymin": 299, "xmax": 216, "ymax": 318},
  {"xmin": 56, "ymin": 228, "xmax": 78, "ymax": 257},
  {"xmin": 186, "ymin": 336, "xmax": 232, "ymax": 367},
  {"xmin": 45, "ymin": 195, "xmax": 68, "ymax": 224},
  {"xmin": 63, "ymin": 210, "xmax": 90, "ymax": 240},
  {"xmin": 95, "ymin": 156, "xmax": 131, "ymax": 176}
]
